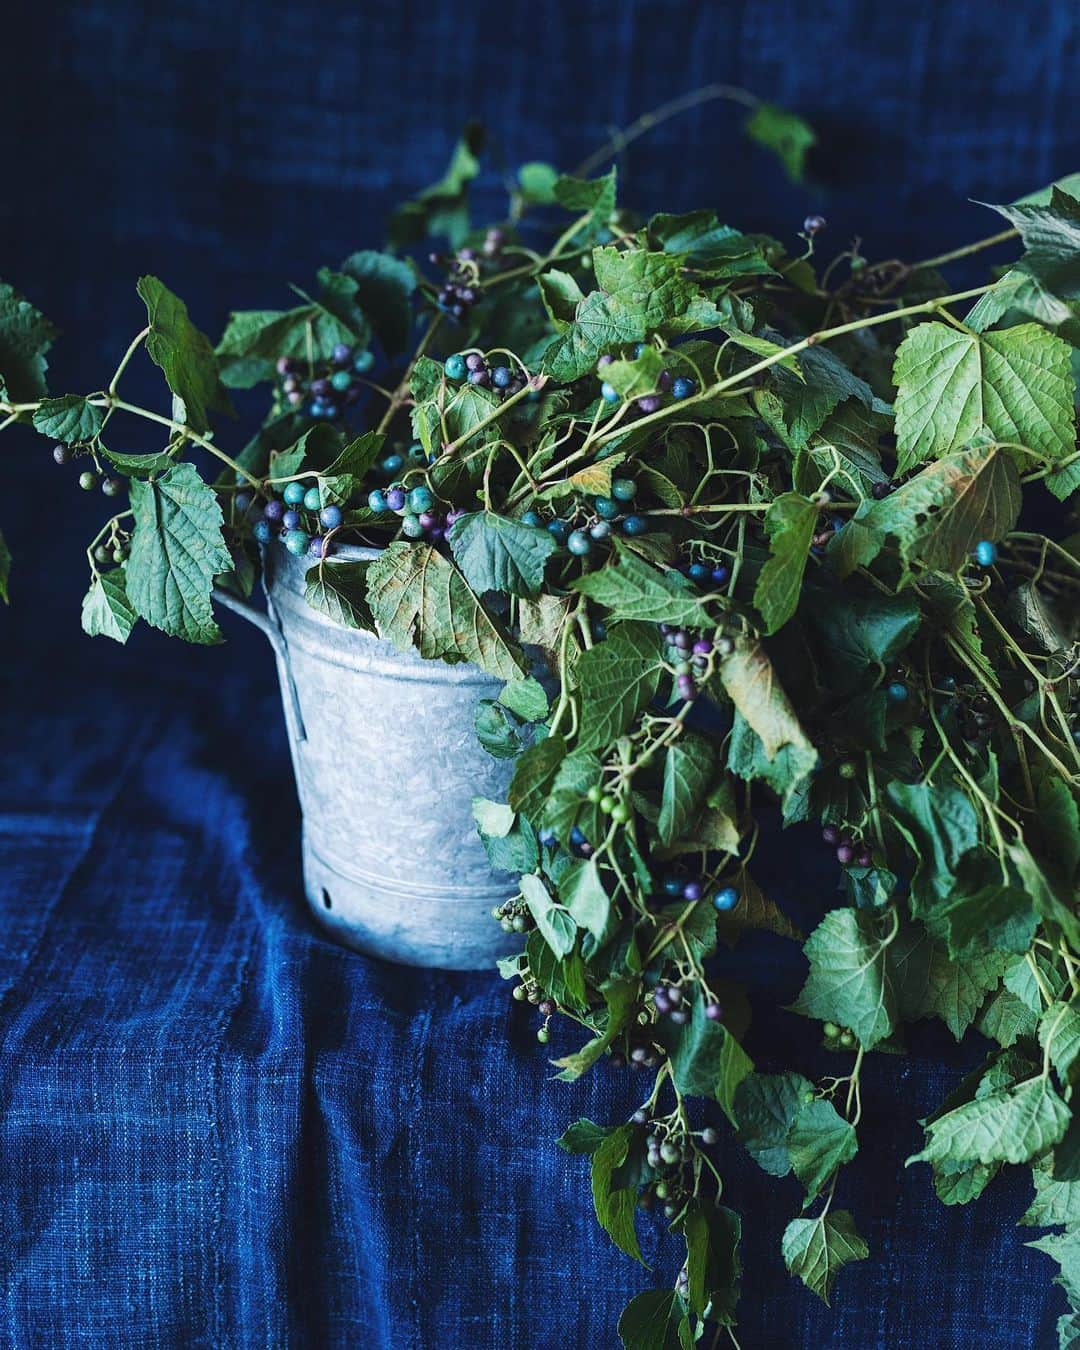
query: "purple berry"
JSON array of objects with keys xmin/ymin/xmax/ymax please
[
  {"xmin": 597, "ymin": 354, "xmax": 614, "ymax": 367},
  {"xmin": 654, "ymin": 988, "xmax": 672, "ymax": 1015},
  {"xmin": 670, "ymin": 1009, "xmax": 689, "ymax": 1026},
  {"xmin": 637, "ymin": 395, "xmax": 662, "ymax": 414},
  {"xmin": 803, "ymin": 214, "xmax": 827, "ymax": 235},
  {"xmin": 705, "ymin": 1002, "xmax": 724, "ymax": 1022},
  {"xmin": 282, "ymin": 509, "xmax": 301, "ymax": 531},
  {"xmin": 276, "ymin": 357, "xmax": 294, "ymax": 375},
  {"xmin": 331, "ymin": 343, "xmax": 352, "ymax": 365},
  {"xmin": 682, "ymin": 880, "xmax": 702, "ymax": 902},
  {"xmin": 386, "ymin": 488, "xmax": 406, "ymax": 512},
  {"xmin": 657, "ymin": 370, "xmax": 673, "ymax": 392},
  {"xmin": 692, "ymin": 639, "xmax": 712, "ymax": 656},
  {"xmin": 822, "ymin": 825, "xmax": 839, "ymax": 845},
  {"xmin": 465, "ymin": 352, "xmax": 486, "ymax": 371},
  {"xmin": 286, "ymin": 390, "xmax": 304, "ymax": 407},
  {"xmin": 311, "ymin": 378, "xmax": 332, "ymax": 399},
  {"xmin": 836, "ymin": 844, "xmax": 855, "ymax": 865},
  {"xmin": 264, "ymin": 499, "xmax": 285, "ymax": 523},
  {"xmin": 418, "ymin": 511, "xmax": 438, "ymax": 529},
  {"xmin": 676, "ymin": 675, "xmax": 696, "ymax": 701},
  {"xmin": 672, "ymin": 631, "xmax": 691, "ymax": 651},
  {"xmin": 856, "ymin": 850, "xmax": 872, "ymax": 868},
  {"xmin": 468, "ymin": 368, "xmax": 490, "ymax": 386}
]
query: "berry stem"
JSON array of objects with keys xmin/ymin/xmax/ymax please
[
  {"xmin": 107, "ymin": 326, "xmax": 150, "ymax": 395},
  {"xmin": 96, "ymin": 397, "xmax": 262, "ymax": 488},
  {"xmin": 909, "ymin": 227, "xmax": 1019, "ymax": 272},
  {"xmin": 376, "ymin": 312, "xmax": 442, "ymax": 435},
  {"xmin": 572, "ymin": 83, "xmax": 761, "ymax": 179},
  {"xmin": 591, "ymin": 284, "xmax": 994, "ymax": 451}
]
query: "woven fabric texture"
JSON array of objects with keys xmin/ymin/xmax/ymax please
[{"xmin": 2, "ymin": 1, "xmax": 1078, "ymax": 1345}]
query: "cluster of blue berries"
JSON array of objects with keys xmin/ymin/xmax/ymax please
[
  {"xmin": 250, "ymin": 481, "xmax": 343, "ymax": 558},
  {"xmin": 443, "ymin": 350, "xmax": 529, "ymax": 399},
  {"xmin": 679, "ymin": 555, "xmax": 730, "ymax": 588},
  {"xmin": 276, "ymin": 344, "xmax": 375, "ymax": 421},
  {"xmin": 597, "ymin": 345, "xmax": 696, "ymax": 413},
  {"xmin": 822, "ymin": 825, "xmax": 873, "ymax": 869},
  {"xmin": 367, "ymin": 481, "xmax": 458, "ymax": 541},
  {"xmin": 520, "ymin": 479, "xmax": 649, "ymax": 556},
  {"xmin": 430, "ymin": 228, "xmax": 505, "ymax": 323},
  {"xmin": 656, "ymin": 873, "xmax": 738, "ymax": 912}
]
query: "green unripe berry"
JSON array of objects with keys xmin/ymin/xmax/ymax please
[
  {"xmin": 112, "ymin": 547, "xmax": 125, "ymax": 564},
  {"xmin": 838, "ymin": 760, "xmax": 858, "ymax": 780},
  {"xmin": 599, "ymin": 794, "xmax": 615, "ymax": 815},
  {"xmin": 660, "ymin": 1142, "xmax": 680, "ymax": 1164},
  {"xmin": 654, "ymin": 1181, "xmax": 669, "ymax": 1199},
  {"xmin": 78, "ymin": 470, "xmax": 97, "ymax": 491},
  {"xmin": 803, "ymin": 1090, "xmax": 816, "ymax": 1103},
  {"xmin": 823, "ymin": 1021, "xmax": 840, "ymax": 1038},
  {"xmin": 536, "ymin": 1027, "xmax": 549, "ymax": 1045},
  {"xmin": 586, "ymin": 785, "xmax": 603, "ymax": 804},
  {"xmin": 610, "ymin": 801, "xmax": 630, "ymax": 824},
  {"xmin": 840, "ymin": 1029, "xmax": 855, "ymax": 1048},
  {"xmin": 512, "ymin": 984, "xmax": 527, "ymax": 1001},
  {"xmin": 512, "ymin": 915, "xmax": 527, "ymax": 932}
]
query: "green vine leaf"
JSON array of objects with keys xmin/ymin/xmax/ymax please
[
  {"xmin": 366, "ymin": 541, "xmax": 524, "ymax": 680},
  {"xmin": 448, "ymin": 511, "xmax": 556, "ymax": 598},
  {"xmin": 0, "ymin": 280, "xmax": 56, "ymax": 403},
  {"xmin": 617, "ymin": 1288, "xmax": 687, "ymax": 1350},
  {"xmin": 781, "ymin": 1211, "xmax": 869, "ymax": 1304},
  {"xmin": 590, "ymin": 1123, "xmax": 647, "ymax": 1266},
  {"xmin": 909, "ymin": 1074, "xmax": 1070, "ymax": 1168},
  {"xmin": 304, "ymin": 561, "xmax": 375, "ymax": 631},
  {"xmin": 754, "ymin": 492, "xmax": 819, "ymax": 633},
  {"xmin": 573, "ymin": 544, "xmax": 705, "ymax": 628},
  {"xmin": 893, "ymin": 320, "xmax": 1076, "ymax": 476},
  {"xmin": 792, "ymin": 908, "xmax": 899, "ymax": 1049},
  {"xmin": 657, "ymin": 732, "xmax": 716, "ymax": 846},
  {"xmin": 32, "ymin": 394, "xmax": 105, "ymax": 445},
  {"xmin": 81, "ymin": 568, "xmax": 137, "ymax": 644},
  {"xmin": 137, "ymin": 276, "xmax": 233, "ymax": 433},
  {"xmin": 576, "ymin": 622, "xmax": 664, "ymax": 753},
  {"xmin": 787, "ymin": 1097, "xmax": 859, "ymax": 1203},
  {"xmin": 126, "ymin": 462, "xmax": 231, "ymax": 644}
]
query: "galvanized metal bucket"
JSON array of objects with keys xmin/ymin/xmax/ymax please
[{"xmin": 214, "ymin": 542, "xmax": 519, "ymax": 970}]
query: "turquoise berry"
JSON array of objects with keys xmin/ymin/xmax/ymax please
[
  {"xmin": 353, "ymin": 350, "xmax": 375, "ymax": 373},
  {"xmin": 600, "ymin": 382, "xmax": 619, "ymax": 403},
  {"xmin": 319, "ymin": 504, "xmax": 343, "ymax": 530},
  {"xmin": 330, "ymin": 370, "xmax": 351, "ymax": 393},
  {"xmin": 611, "ymin": 479, "xmax": 637, "ymax": 502},
  {"xmin": 621, "ymin": 515, "xmax": 648, "ymax": 536},
  {"xmin": 567, "ymin": 530, "xmax": 592, "ymax": 556},
  {"xmin": 381, "ymin": 453, "xmax": 404, "ymax": 475},
  {"xmin": 253, "ymin": 520, "xmax": 272, "ymax": 544},
  {"xmin": 407, "ymin": 485, "xmax": 435, "ymax": 513},
  {"xmin": 401, "ymin": 514, "xmax": 426, "ymax": 539},
  {"xmin": 713, "ymin": 886, "xmax": 739, "ymax": 912},
  {"xmin": 368, "ymin": 489, "xmax": 388, "ymax": 513},
  {"xmin": 444, "ymin": 354, "xmax": 467, "ymax": 381},
  {"xmin": 283, "ymin": 481, "xmax": 306, "ymax": 506},
  {"xmin": 521, "ymin": 510, "xmax": 543, "ymax": 527},
  {"xmin": 594, "ymin": 496, "xmax": 620, "ymax": 520},
  {"xmin": 303, "ymin": 486, "xmax": 322, "ymax": 512},
  {"xmin": 887, "ymin": 681, "xmax": 909, "ymax": 703},
  {"xmin": 973, "ymin": 539, "xmax": 998, "ymax": 567},
  {"xmin": 284, "ymin": 529, "xmax": 310, "ymax": 556},
  {"xmin": 547, "ymin": 519, "xmax": 570, "ymax": 545}
]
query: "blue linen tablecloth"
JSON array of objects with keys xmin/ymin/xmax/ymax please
[{"xmin": 3, "ymin": 0, "xmax": 1079, "ymax": 1343}]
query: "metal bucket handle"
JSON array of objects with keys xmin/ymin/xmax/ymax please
[{"xmin": 212, "ymin": 587, "xmax": 307, "ymax": 744}]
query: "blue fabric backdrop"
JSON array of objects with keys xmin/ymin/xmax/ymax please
[{"xmin": 2, "ymin": 1, "xmax": 1079, "ymax": 1345}]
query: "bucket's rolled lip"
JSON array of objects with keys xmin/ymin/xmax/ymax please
[{"xmin": 265, "ymin": 538, "xmax": 384, "ymax": 564}]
